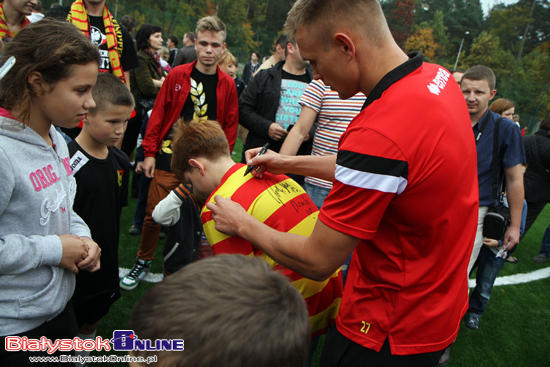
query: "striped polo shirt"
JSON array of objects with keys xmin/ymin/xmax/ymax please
[{"xmin": 299, "ymin": 79, "xmax": 366, "ymax": 188}]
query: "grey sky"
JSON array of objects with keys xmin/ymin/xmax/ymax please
[{"xmin": 480, "ymin": 0, "xmax": 519, "ymax": 14}]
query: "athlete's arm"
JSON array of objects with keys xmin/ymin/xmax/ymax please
[
  {"xmin": 245, "ymin": 148, "xmax": 336, "ymax": 182},
  {"xmin": 206, "ymin": 195, "xmax": 358, "ymax": 281}
]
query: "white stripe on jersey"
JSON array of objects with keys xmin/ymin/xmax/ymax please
[{"xmin": 335, "ymin": 164, "xmax": 408, "ymax": 194}]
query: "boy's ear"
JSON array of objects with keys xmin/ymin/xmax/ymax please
[
  {"xmin": 27, "ymin": 71, "xmax": 48, "ymax": 96},
  {"xmin": 188, "ymin": 158, "xmax": 205, "ymax": 175}
]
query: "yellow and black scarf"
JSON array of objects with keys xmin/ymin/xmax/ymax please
[
  {"xmin": 0, "ymin": 3, "xmax": 31, "ymax": 41},
  {"xmin": 67, "ymin": 0, "xmax": 125, "ymax": 82}
]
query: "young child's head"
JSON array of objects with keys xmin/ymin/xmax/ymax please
[
  {"xmin": 82, "ymin": 73, "xmax": 135, "ymax": 147},
  {"xmin": 0, "ymin": 18, "xmax": 100, "ymax": 126},
  {"xmin": 159, "ymin": 46, "xmax": 170, "ymax": 62},
  {"xmin": 171, "ymin": 119, "xmax": 230, "ymax": 181},
  {"xmin": 128, "ymin": 254, "xmax": 310, "ymax": 367},
  {"xmin": 218, "ymin": 50, "xmax": 238, "ymax": 79}
]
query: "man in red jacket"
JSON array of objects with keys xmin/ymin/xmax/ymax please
[{"xmin": 120, "ymin": 15, "xmax": 238, "ymax": 291}]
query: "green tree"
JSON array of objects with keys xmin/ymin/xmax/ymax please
[
  {"xmin": 382, "ymin": 0, "xmax": 416, "ymax": 48},
  {"xmin": 430, "ymin": 10, "xmax": 452, "ymax": 61},
  {"xmin": 405, "ymin": 27, "xmax": 439, "ymax": 61},
  {"xmin": 253, "ymin": 0, "xmax": 292, "ymax": 58},
  {"xmin": 461, "ymin": 31, "xmax": 514, "ymax": 78},
  {"xmin": 508, "ymin": 48, "xmax": 550, "ymax": 125},
  {"xmin": 487, "ymin": 0, "xmax": 550, "ymax": 59},
  {"xmin": 414, "ymin": 0, "xmax": 485, "ymax": 61}
]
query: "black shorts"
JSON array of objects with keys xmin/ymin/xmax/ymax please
[
  {"xmin": 72, "ymin": 291, "xmax": 121, "ymax": 327},
  {"xmin": 319, "ymin": 325, "xmax": 447, "ymax": 367}
]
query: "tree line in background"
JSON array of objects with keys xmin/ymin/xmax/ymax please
[
  {"xmin": 43, "ymin": 0, "xmax": 549, "ymax": 127},
  {"xmin": 384, "ymin": 0, "xmax": 549, "ymax": 130}
]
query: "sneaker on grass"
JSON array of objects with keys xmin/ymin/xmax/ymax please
[
  {"xmin": 437, "ymin": 345, "xmax": 452, "ymax": 366},
  {"xmin": 532, "ymin": 254, "xmax": 548, "ymax": 264},
  {"xmin": 465, "ymin": 315, "xmax": 479, "ymax": 330},
  {"xmin": 120, "ymin": 258, "xmax": 153, "ymax": 290},
  {"xmin": 128, "ymin": 225, "xmax": 141, "ymax": 236}
]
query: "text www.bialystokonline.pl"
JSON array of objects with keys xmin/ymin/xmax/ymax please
[{"xmin": 29, "ymin": 354, "xmax": 158, "ymax": 364}]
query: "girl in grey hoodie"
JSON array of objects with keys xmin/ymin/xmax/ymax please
[{"xmin": 0, "ymin": 19, "xmax": 102, "ymax": 364}]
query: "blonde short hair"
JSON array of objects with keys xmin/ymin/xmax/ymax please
[
  {"xmin": 218, "ymin": 50, "xmax": 237, "ymax": 67},
  {"xmin": 285, "ymin": 0, "xmax": 388, "ymax": 46},
  {"xmin": 196, "ymin": 16, "xmax": 226, "ymax": 42}
]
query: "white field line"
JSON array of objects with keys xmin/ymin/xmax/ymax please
[
  {"xmin": 119, "ymin": 267, "xmax": 549, "ymax": 287},
  {"xmin": 468, "ymin": 267, "xmax": 550, "ymax": 288}
]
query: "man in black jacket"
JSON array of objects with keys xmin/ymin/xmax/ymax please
[
  {"xmin": 172, "ymin": 31, "xmax": 197, "ymax": 67},
  {"xmin": 239, "ymin": 35, "xmax": 313, "ymax": 164}
]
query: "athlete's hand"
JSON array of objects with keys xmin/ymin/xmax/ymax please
[
  {"xmin": 206, "ymin": 196, "xmax": 250, "ymax": 237},
  {"xmin": 244, "ymin": 148, "xmax": 288, "ymax": 178}
]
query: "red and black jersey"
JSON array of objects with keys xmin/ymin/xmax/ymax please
[{"xmin": 321, "ymin": 54, "xmax": 479, "ymax": 355}]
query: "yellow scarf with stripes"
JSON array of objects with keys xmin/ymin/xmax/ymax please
[
  {"xmin": 0, "ymin": 3, "xmax": 31, "ymax": 41},
  {"xmin": 67, "ymin": 0, "xmax": 125, "ymax": 82}
]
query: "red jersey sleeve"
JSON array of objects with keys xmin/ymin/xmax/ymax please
[{"xmin": 320, "ymin": 127, "xmax": 408, "ymax": 240}]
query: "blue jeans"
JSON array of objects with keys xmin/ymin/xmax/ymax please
[
  {"xmin": 538, "ymin": 225, "xmax": 550, "ymax": 257},
  {"xmin": 304, "ymin": 182, "xmax": 331, "ymax": 210},
  {"xmin": 304, "ymin": 182, "xmax": 353, "ymax": 283},
  {"xmin": 468, "ymin": 245, "xmax": 505, "ymax": 318}
]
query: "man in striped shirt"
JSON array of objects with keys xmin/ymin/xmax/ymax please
[
  {"xmin": 205, "ymin": 1, "xmax": 479, "ymax": 366},
  {"xmin": 170, "ymin": 119, "xmax": 343, "ymax": 364},
  {"xmin": 281, "ymin": 79, "xmax": 366, "ymax": 208}
]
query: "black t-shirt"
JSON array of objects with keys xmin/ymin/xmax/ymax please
[
  {"xmin": 156, "ymin": 67, "xmax": 219, "ymax": 172},
  {"xmin": 180, "ymin": 67, "xmax": 219, "ymax": 122},
  {"xmin": 281, "ymin": 69, "xmax": 311, "ymax": 84},
  {"xmin": 68, "ymin": 142, "xmax": 129, "ymax": 303},
  {"xmin": 88, "ymin": 15, "xmax": 139, "ymax": 74}
]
